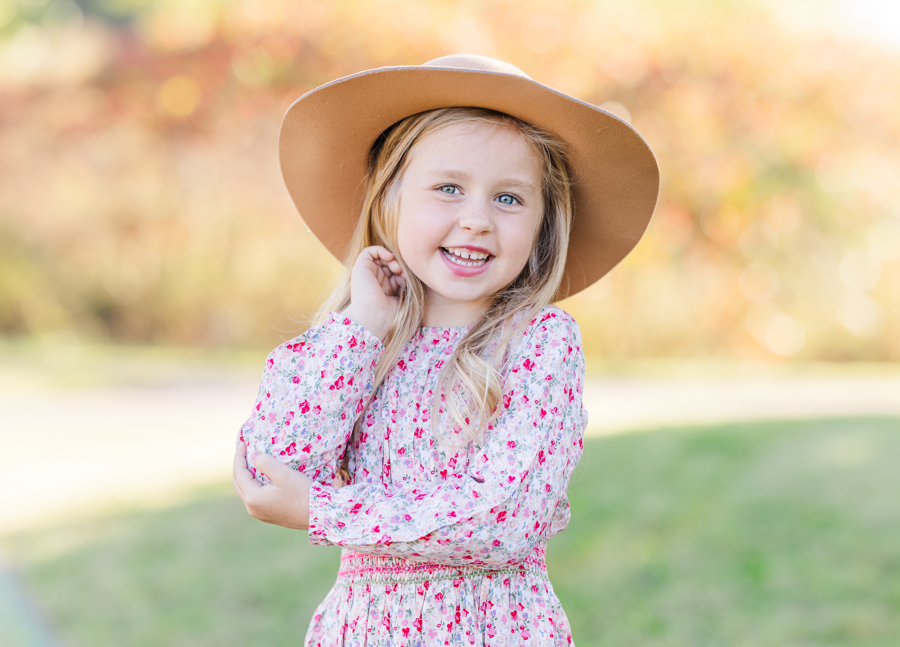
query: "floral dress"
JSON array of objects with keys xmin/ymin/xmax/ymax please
[{"xmin": 240, "ymin": 306, "xmax": 587, "ymax": 646}]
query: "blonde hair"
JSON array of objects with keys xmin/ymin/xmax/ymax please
[{"xmin": 316, "ymin": 107, "xmax": 574, "ymax": 447}]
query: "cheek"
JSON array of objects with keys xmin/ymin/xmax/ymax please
[
  {"xmin": 503, "ymin": 223, "xmax": 539, "ymax": 270},
  {"xmin": 396, "ymin": 208, "xmax": 432, "ymax": 266},
  {"xmin": 397, "ymin": 198, "xmax": 448, "ymax": 255}
]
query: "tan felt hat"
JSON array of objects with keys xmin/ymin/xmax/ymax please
[{"xmin": 278, "ymin": 54, "xmax": 660, "ymax": 300}]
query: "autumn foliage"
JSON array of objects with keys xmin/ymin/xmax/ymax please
[{"xmin": 0, "ymin": 0, "xmax": 898, "ymax": 361}]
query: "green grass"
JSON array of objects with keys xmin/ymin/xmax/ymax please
[
  {"xmin": 0, "ymin": 489, "xmax": 341, "ymax": 647},
  {"xmin": 2, "ymin": 417, "xmax": 899, "ymax": 646},
  {"xmin": 551, "ymin": 417, "xmax": 900, "ymax": 646}
]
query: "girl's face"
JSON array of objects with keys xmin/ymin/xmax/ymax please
[{"xmin": 396, "ymin": 121, "xmax": 543, "ymax": 327}]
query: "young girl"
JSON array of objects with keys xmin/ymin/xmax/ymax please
[{"xmin": 233, "ymin": 55, "xmax": 659, "ymax": 646}]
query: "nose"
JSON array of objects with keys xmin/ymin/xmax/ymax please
[{"xmin": 457, "ymin": 199, "xmax": 494, "ymax": 234}]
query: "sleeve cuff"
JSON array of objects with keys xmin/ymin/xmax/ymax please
[
  {"xmin": 325, "ymin": 311, "xmax": 384, "ymax": 353},
  {"xmin": 308, "ymin": 482, "xmax": 337, "ymax": 546}
]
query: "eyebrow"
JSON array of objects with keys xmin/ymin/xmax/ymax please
[{"xmin": 426, "ymin": 170, "xmax": 538, "ymax": 193}]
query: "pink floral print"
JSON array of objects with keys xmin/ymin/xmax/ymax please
[{"xmin": 241, "ymin": 307, "xmax": 587, "ymax": 646}]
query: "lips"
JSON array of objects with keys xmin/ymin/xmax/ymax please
[{"xmin": 441, "ymin": 247, "xmax": 492, "ymax": 267}]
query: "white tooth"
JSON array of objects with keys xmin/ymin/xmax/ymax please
[{"xmin": 442, "ymin": 247, "xmax": 489, "ymax": 267}]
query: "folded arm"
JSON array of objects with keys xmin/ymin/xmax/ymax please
[
  {"xmin": 307, "ymin": 310, "xmax": 587, "ymax": 567},
  {"xmin": 241, "ymin": 313, "xmax": 384, "ymax": 484}
]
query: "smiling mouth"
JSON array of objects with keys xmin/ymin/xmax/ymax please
[{"xmin": 441, "ymin": 247, "xmax": 493, "ymax": 267}]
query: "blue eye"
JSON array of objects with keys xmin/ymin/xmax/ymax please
[
  {"xmin": 497, "ymin": 194, "xmax": 519, "ymax": 205},
  {"xmin": 439, "ymin": 185, "xmax": 459, "ymax": 194}
]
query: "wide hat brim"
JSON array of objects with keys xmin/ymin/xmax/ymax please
[{"xmin": 278, "ymin": 55, "xmax": 660, "ymax": 301}]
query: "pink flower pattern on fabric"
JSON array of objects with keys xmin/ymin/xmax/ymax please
[
  {"xmin": 242, "ymin": 313, "xmax": 383, "ymax": 485},
  {"xmin": 241, "ymin": 306, "xmax": 587, "ymax": 646}
]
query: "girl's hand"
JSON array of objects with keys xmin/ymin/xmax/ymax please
[
  {"xmin": 340, "ymin": 246, "xmax": 405, "ymax": 341},
  {"xmin": 233, "ymin": 441, "xmax": 312, "ymax": 530}
]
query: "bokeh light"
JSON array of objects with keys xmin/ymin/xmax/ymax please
[
  {"xmin": 837, "ymin": 291, "xmax": 885, "ymax": 339},
  {"xmin": 765, "ymin": 313, "xmax": 807, "ymax": 358},
  {"xmin": 839, "ymin": 250, "xmax": 881, "ymax": 293}
]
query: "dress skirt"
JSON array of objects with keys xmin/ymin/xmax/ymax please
[{"xmin": 305, "ymin": 542, "xmax": 574, "ymax": 646}]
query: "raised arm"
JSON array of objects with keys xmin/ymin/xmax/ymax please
[
  {"xmin": 241, "ymin": 313, "xmax": 384, "ymax": 484},
  {"xmin": 306, "ymin": 310, "xmax": 587, "ymax": 567}
]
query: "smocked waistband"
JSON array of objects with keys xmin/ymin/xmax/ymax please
[{"xmin": 334, "ymin": 542, "xmax": 548, "ymax": 587}]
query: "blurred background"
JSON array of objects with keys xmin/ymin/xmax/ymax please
[
  {"xmin": 1, "ymin": 0, "xmax": 898, "ymax": 359},
  {"xmin": 1, "ymin": 0, "xmax": 899, "ymax": 645}
]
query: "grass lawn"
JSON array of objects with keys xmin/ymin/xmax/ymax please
[{"xmin": 2, "ymin": 416, "xmax": 899, "ymax": 646}]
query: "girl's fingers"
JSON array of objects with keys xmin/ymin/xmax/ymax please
[
  {"xmin": 233, "ymin": 443, "xmax": 261, "ymax": 498},
  {"xmin": 351, "ymin": 244, "xmax": 404, "ymax": 304},
  {"xmin": 343, "ymin": 246, "xmax": 404, "ymax": 340},
  {"xmin": 372, "ymin": 264, "xmax": 393, "ymax": 295},
  {"xmin": 362, "ymin": 245, "xmax": 394, "ymax": 264},
  {"xmin": 253, "ymin": 452, "xmax": 292, "ymax": 485},
  {"xmin": 360, "ymin": 246, "xmax": 402, "ymax": 277},
  {"xmin": 360, "ymin": 247, "xmax": 404, "ymax": 295}
]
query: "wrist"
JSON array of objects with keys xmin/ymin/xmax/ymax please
[
  {"xmin": 340, "ymin": 304, "xmax": 393, "ymax": 341},
  {"xmin": 296, "ymin": 476, "xmax": 312, "ymax": 530}
]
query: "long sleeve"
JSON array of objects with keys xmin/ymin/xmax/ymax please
[
  {"xmin": 307, "ymin": 309, "xmax": 587, "ymax": 567},
  {"xmin": 240, "ymin": 313, "xmax": 384, "ymax": 484}
]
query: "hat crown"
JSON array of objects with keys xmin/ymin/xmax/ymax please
[{"xmin": 422, "ymin": 54, "xmax": 532, "ymax": 80}]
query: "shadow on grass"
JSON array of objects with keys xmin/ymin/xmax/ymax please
[{"xmin": 3, "ymin": 417, "xmax": 899, "ymax": 646}]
